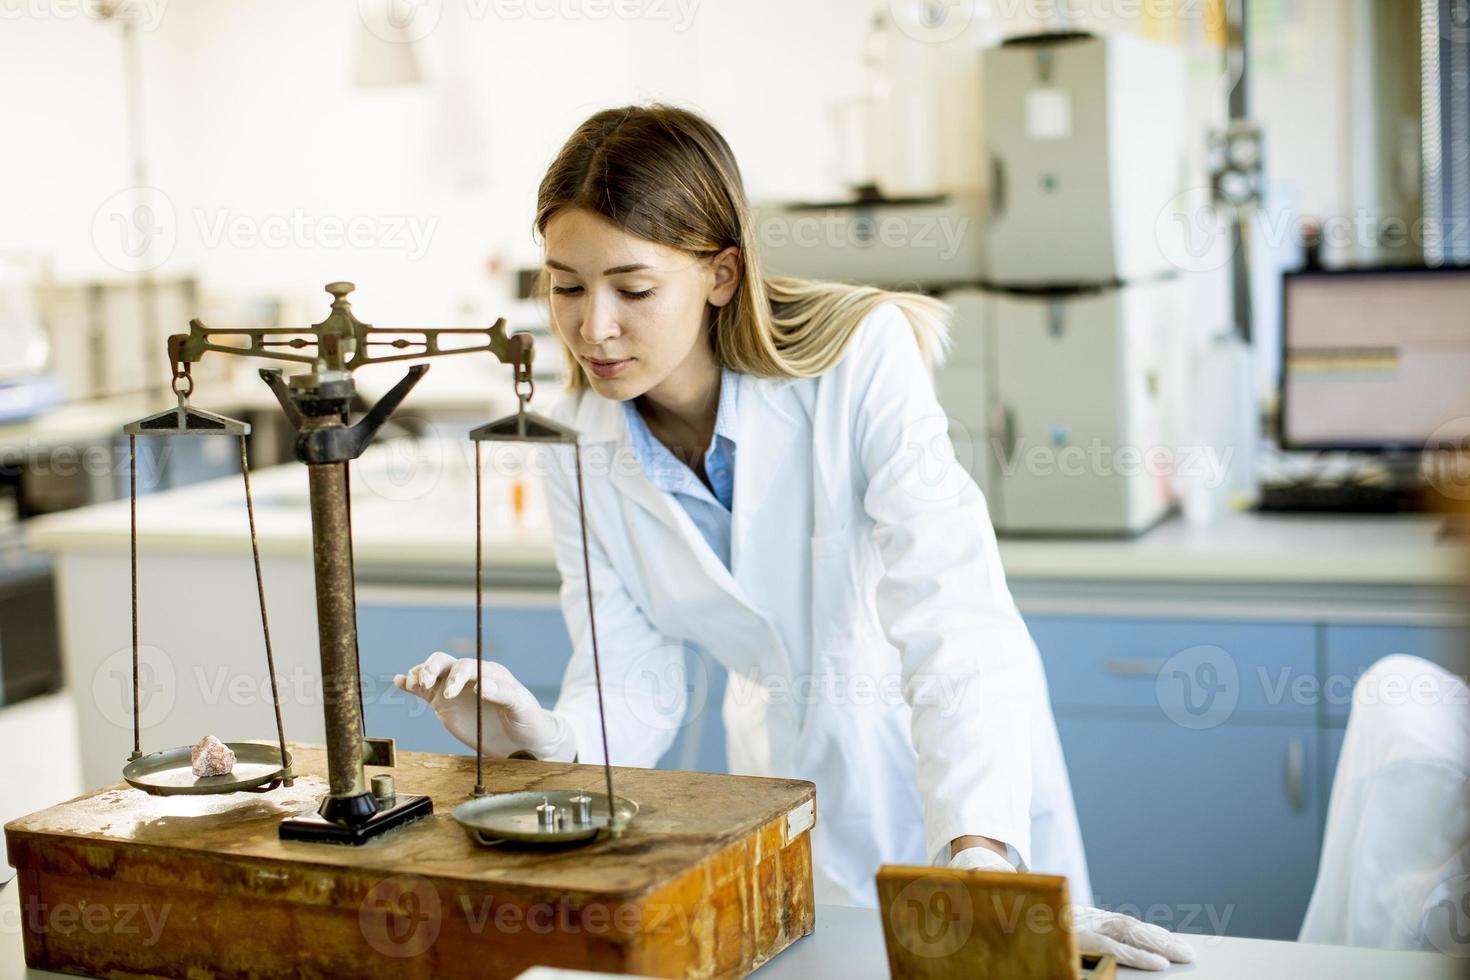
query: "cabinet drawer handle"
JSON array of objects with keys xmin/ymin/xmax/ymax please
[
  {"xmin": 1284, "ymin": 737, "xmax": 1306, "ymax": 813},
  {"xmin": 1102, "ymin": 658, "xmax": 1168, "ymax": 677},
  {"xmin": 995, "ymin": 405, "xmax": 1018, "ymax": 467}
]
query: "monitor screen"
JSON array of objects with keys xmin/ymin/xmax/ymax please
[{"xmin": 1281, "ymin": 266, "xmax": 1470, "ymax": 451}]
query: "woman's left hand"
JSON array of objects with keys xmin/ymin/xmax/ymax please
[
  {"xmin": 1070, "ymin": 905, "xmax": 1196, "ymax": 971},
  {"xmin": 948, "ymin": 846, "xmax": 1197, "ymax": 971}
]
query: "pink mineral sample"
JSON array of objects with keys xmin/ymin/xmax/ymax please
[{"xmin": 191, "ymin": 735, "xmax": 236, "ymax": 777}]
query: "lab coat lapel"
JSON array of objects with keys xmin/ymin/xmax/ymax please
[
  {"xmin": 572, "ymin": 392, "xmax": 687, "ymax": 539},
  {"xmin": 577, "ymin": 388, "xmax": 758, "ymax": 614},
  {"xmin": 571, "ymin": 381, "xmax": 801, "ymax": 687}
]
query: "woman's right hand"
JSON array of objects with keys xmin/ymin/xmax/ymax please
[{"xmin": 393, "ymin": 651, "xmax": 577, "ymax": 762}]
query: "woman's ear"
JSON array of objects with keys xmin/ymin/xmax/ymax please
[{"xmin": 707, "ymin": 247, "xmax": 742, "ymax": 308}]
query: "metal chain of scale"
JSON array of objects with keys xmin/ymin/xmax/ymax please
[
  {"xmin": 471, "ymin": 342, "xmax": 622, "ymax": 834},
  {"xmin": 124, "ymin": 350, "xmax": 293, "ymax": 793}
]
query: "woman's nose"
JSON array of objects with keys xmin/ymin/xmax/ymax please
[{"xmin": 580, "ymin": 291, "xmax": 620, "ymax": 346}]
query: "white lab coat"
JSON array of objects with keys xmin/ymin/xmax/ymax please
[
  {"xmin": 538, "ymin": 303, "xmax": 1091, "ymax": 908},
  {"xmin": 1299, "ymin": 654, "xmax": 1470, "ymax": 950}
]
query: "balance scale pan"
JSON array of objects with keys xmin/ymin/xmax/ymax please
[
  {"xmin": 122, "ymin": 742, "xmax": 291, "ymax": 796},
  {"xmin": 453, "ymin": 789, "xmax": 638, "ymax": 845}
]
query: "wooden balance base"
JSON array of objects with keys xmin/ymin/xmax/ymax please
[{"xmin": 4, "ymin": 744, "xmax": 816, "ymax": 979}]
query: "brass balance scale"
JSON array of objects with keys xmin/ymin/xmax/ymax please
[
  {"xmin": 5, "ymin": 282, "xmax": 815, "ymax": 979},
  {"xmin": 118, "ymin": 281, "xmax": 633, "ymax": 846}
]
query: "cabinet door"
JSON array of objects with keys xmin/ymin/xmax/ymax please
[
  {"xmin": 1322, "ymin": 624, "xmax": 1468, "ymax": 722},
  {"xmin": 1057, "ymin": 715, "xmax": 1321, "ymax": 941},
  {"xmin": 1318, "ymin": 624, "xmax": 1467, "ymax": 833},
  {"xmin": 1027, "ymin": 615, "xmax": 1317, "ymax": 722}
]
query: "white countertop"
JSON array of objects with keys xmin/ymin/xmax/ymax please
[
  {"xmin": 751, "ymin": 903, "xmax": 1463, "ymax": 980},
  {"xmin": 23, "ymin": 437, "xmax": 1466, "ymax": 588},
  {"xmin": 0, "ymin": 886, "xmax": 1458, "ymax": 980}
]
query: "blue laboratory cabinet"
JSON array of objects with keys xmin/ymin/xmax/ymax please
[
  {"xmin": 1028, "ymin": 617, "xmax": 1321, "ymax": 940},
  {"xmin": 1030, "ymin": 614, "xmax": 1466, "ymax": 942}
]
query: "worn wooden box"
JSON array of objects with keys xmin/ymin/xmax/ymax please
[
  {"xmin": 5, "ymin": 744, "xmax": 816, "ymax": 979},
  {"xmin": 876, "ymin": 865, "xmax": 1114, "ymax": 980}
]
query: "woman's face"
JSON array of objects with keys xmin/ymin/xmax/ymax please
[{"xmin": 543, "ymin": 207, "xmax": 739, "ymax": 402}]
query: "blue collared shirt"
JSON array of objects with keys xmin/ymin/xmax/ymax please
[{"xmin": 622, "ymin": 369, "xmax": 739, "ymax": 569}]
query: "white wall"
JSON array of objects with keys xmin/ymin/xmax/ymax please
[
  {"xmin": 1, "ymin": 0, "xmax": 878, "ymax": 327},
  {"xmin": 0, "ymin": 0, "xmax": 1371, "ymax": 393}
]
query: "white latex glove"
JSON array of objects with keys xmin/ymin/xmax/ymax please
[
  {"xmin": 393, "ymin": 651, "xmax": 577, "ymax": 762},
  {"xmin": 948, "ymin": 846, "xmax": 1196, "ymax": 972},
  {"xmin": 1071, "ymin": 905, "xmax": 1196, "ymax": 972}
]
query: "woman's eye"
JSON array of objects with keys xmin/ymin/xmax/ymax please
[
  {"xmin": 620, "ymin": 288, "xmax": 655, "ymax": 301},
  {"xmin": 550, "ymin": 284, "xmax": 583, "ymax": 296}
]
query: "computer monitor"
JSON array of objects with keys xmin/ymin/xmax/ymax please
[{"xmin": 1280, "ymin": 265, "xmax": 1470, "ymax": 451}]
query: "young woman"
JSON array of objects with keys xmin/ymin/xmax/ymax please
[{"xmin": 397, "ymin": 105, "xmax": 1194, "ymax": 970}]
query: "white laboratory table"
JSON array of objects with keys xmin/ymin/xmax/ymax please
[
  {"xmin": 0, "ymin": 884, "xmax": 1461, "ymax": 980},
  {"xmin": 753, "ymin": 904, "xmax": 1465, "ymax": 979}
]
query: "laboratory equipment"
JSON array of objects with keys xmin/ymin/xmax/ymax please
[
  {"xmin": 452, "ymin": 788, "xmax": 638, "ymax": 845},
  {"xmin": 120, "ymin": 387, "xmax": 293, "ymax": 798},
  {"xmin": 753, "ymin": 193, "xmax": 988, "ymax": 288},
  {"xmin": 976, "ymin": 31, "xmax": 1190, "ymax": 535},
  {"xmin": 113, "ymin": 281, "xmax": 629, "ymax": 844},
  {"xmin": 1262, "ymin": 264, "xmax": 1470, "ymax": 514},
  {"xmin": 457, "ymin": 322, "xmax": 629, "ymax": 840},
  {"xmin": 1280, "ymin": 265, "xmax": 1470, "ymax": 451},
  {"xmin": 982, "ymin": 281, "xmax": 1181, "ymax": 535},
  {"xmin": 981, "ymin": 32, "xmax": 1186, "ymax": 287}
]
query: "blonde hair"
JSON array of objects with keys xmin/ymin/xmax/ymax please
[{"xmin": 534, "ymin": 104, "xmax": 951, "ymax": 390}]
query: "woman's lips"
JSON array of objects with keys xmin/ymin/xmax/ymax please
[{"xmin": 586, "ymin": 357, "xmax": 631, "ymax": 379}]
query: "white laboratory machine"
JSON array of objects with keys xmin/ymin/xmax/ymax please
[
  {"xmin": 978, "ymin": 31, "xmax": 1190, "ymax": 535},
  {"xmin": 982, "ymin": 32, "xmax": 1187, "ymax": 286},
  {"xmin": 752, "ymin": 193, "xmax": 988, "ymax": 289}
]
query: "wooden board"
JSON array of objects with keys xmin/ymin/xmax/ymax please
[
  {"xmin": 875, "ymin": 865, "xmax": 1115, "ymax": 980},
  {"xmin": 5, "ymin": 743, "xmax": 816, "ymax": 979}
]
